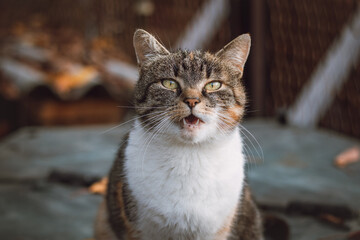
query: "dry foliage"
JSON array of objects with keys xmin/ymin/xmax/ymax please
[
  {"xmin": 89, "ymin": 177, "xmax": 108, "ymax": 195},
  {"xmin": 334, "ymin": 146, "xmax": 360, "ymax": 168}
]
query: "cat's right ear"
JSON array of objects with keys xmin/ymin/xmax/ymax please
[
  {"xmin": 133, "ymin": 29, "xmax": 170, "ymax": 66},
  {"xmin": 215, "ymin": 34, "xmax": 251, "ymax": 76}
]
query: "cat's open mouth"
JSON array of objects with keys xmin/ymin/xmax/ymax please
[{"xmin": 182, "ymin": 114, "xmax": 204, "ymax": 128}]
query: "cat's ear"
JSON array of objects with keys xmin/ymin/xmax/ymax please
[
  {"xmin": 216, "ymin": 34, "xmax": 251, "ymax": 75},
  {"xmin": 133, "ymin": 29, "xmax": 170, "ymax": 66}
]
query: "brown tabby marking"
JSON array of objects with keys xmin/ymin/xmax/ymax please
[
  {"xmin": 104, "ymin": 138, "xmax": 140, "ymax": 240},
  {"xmin": 115, "ymin": 182, "xmax": 139, "ymax": 240},
  {"xmin": 94, "ymin": 201, "xmax": 117, "ymax": 240},
  {"xmin": 229, "ymin": 185, "xmax": 263, "ymax": 240},
  {"xmin": 94, "ymin": 29, "xmax": 263, "ymax": 240}
]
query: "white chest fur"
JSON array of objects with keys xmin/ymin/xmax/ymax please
[{"xmin": 125, "ymin": 122, "xmax": 245, "ymax": 240}]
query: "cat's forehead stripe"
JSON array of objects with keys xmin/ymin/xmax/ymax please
[
  {"xmin": 175, "ymin": 51, "xmax": 213, "ymax": 80},
  {"xmin": 200, "ymin": 62, "xmax": 204, "ymax": 72},
  {"xmin": 181, "ymin": 61, "xmax": 188, "ymax": 70},
  {"xmin": 173, "ymin": 64, "xmax": 179, "ymax": 77},
  {"xmin": 205, "ymin": 62, "xmax": 212, "ymax": 79}
]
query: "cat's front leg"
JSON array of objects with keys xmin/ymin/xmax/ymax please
[
  {"xmin": 94, "ymin": 200, "xmax": 119, "ymax": 240},
  {"xmin": 214, "ymin": 209, "xmax": 238, "ymax": 240}
]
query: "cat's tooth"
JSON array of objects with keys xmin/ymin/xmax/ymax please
[
  {"xmin": 195, "ymin": 119, "xmax": 199, "ymax": 125},
  {"xmin": 183, "ymin": 118, "xmax": 187, "ymax": 126}
]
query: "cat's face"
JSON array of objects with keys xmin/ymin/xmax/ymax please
[{"xmin": 133, "ymin": 29, "xmax": 250, "ymax": 144}]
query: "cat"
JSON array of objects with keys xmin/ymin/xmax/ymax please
[{"xmin": 94, "ymin": 29, "xmax": 263, "ymax": 240}]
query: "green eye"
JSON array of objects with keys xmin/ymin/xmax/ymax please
[
  {"xmin": 205, "ymin": 81, "xmax": 222, "ymax": 91},
  {"xmin": 162, "ymin": 79, "xmax": 179, "ymax": 90}
]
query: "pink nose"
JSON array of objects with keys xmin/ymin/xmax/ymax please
[{"xmin": 184, "ymin": 98, "xmax": 200, "ymax": 108}]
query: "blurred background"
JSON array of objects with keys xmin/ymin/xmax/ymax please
[
  {"xmin": 0, "ymin": 0, "xmax": 360, "ymax": 240},
  {"xmin": 0, "ymin": 0, "xmax": 359, "ymax": 139}
]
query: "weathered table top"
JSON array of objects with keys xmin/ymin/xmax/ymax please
[{"xmin": 0, "ymin": 119, "xmax": 359, "ymax": 240}]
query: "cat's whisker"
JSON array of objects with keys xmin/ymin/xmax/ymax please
[
  {"xmin": 138, "ymin": 121, "xmax": 164, "ymax": 176},
  {"xmin": 239, "ymin": 129, "xmax": 261, "ymax": 164},
  {"xmin": 216, "ymin": 123, "xmax": 233, "ymax": 135},
  {"xmin": 216, "ymin": 126, "xmax": 233, "ymax": 141},
  {"xmin": 100, "ymin": 109, "xmax": 170, "ymax": 134},
  {"xmin": 214, "ymin": 112, "xmax": 260, "ymax": 166},
  {"xmin": 215, "ymin": 112, "xmax": 237, "ymax": 130},
  {"xmin": 214, "ymin": 113, "xmax": 254, "ymax": 171},
  {"xmin": 137, "ymin": 111, "xmax": 171, "ymax": 127},
  {"xmin": 243, "ymin": 142, "xmax": 257, "ymax": 169},
  {"xmin": 100, "ymin": 115, "xmax": 144, "ymax": 135},
  {"xmin": 245, "ymin": 148, "xmax": 253, "ymax": 171},
  {"xmin": 214, "ymin": 113, "xmax": 264, "ymax": 160},
  {"xmin": 117, "ymin": 105, "xmax": 176, "ymax": 109},
  {"xmin": 215, "ymin": 123, "xmax": 227, "ymax": 135},
  {"xmin": 98, "ymin": 113, "xmax": 167, "ymax": 152},
  {"xmin": 136, "ymin": 107, "xmax": 179, "ymax": 132},
  {"xmin": 135, "ymin": 114, "xmax": 173, "ymax": 144},
  {"xmin": 239, "ymin": 124, "xmax": 264, "ymax": 163},
  {"xmin": 166, "ymin": 111, "xmax": 189, "ymax": 122},
  {"xmin": 138, "ymin": 114, "xmax": 172, "ymax": 146},
  {"xmin": 215, "ymin": 122, "xmax": 255, "ymax": 167},
  {"xmin": 241, "ymin": 142, "xmax": 252, "ymax": 171},
  {"xmin": 140, "ymin": 116, "xmax": 171, "ymax": 177}
]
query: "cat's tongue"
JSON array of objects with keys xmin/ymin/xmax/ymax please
[{"xmin": 184, "ymin": 114, "xmax": 200, "ymax": 125}]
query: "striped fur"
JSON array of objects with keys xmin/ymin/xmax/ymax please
[{"xmin": 94, "ymin": 29, "xmax": 263, "ymax": 240}]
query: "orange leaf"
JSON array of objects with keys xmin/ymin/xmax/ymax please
[
  {"xmin": 334, "ymin": 147, "xmax": 360, "ymax": 168},
  {"xmin": 89, "ymin": 177, "xmax": 108, "ymax": 195}
]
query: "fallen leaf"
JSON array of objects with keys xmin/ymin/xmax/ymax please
[
  {"xmin": 334, "ymin": 147, "xmax": 360, "ymax": 168},
  {"xmin": 319, "ymin": 214, "xmax": 343, "ymax": 224},
  {"xmin": 89, "ymin": 177, "xmax": 108, "ymax": 195},
  {"xmin": 318, "ymin": 214, "xmax": 349, "ymax": 231}
]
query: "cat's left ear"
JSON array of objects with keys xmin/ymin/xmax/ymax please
[
  {"xmin": 216, "ymin": 34, "xmax": 251, "ymax": 75},
  {"xmin": 133, "ymin": 29, "xmax": 170, "ymax": 66}
]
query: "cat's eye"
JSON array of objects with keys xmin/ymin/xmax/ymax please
[
  {"xmin": 204, "ymin": 81, "xmax": 222, "ymax": 91},
  {"xmin": 161, "ymin": 79, "xmax": 179, "ymax": 90}
]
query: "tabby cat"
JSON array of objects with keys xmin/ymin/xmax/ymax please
[{"xmin": 94, "ymin": 29, "xmax": 263, "ymax": 240}]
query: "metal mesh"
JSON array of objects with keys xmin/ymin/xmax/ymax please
[{"xmin": 267, "ymin": 0, "xmax": 360, "ymax": 138}]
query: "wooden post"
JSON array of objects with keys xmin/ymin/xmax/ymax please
[{"xmin": 251, "ymin": 0, "xmax": 266, "ymax": 116}]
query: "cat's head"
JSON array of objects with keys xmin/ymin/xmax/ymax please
[{"xmin": 133, "ymin": 29, "xmax": 250, "ymax": 144}]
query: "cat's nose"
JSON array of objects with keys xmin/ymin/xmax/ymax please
[{"xmin": 184, "ymin": 98, "xmax": 201, "ymax": 108}]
